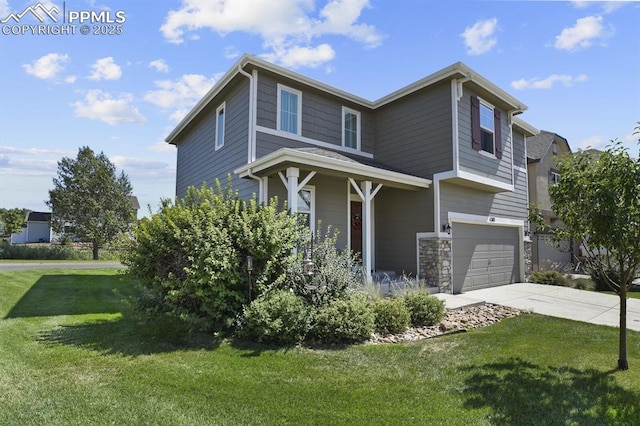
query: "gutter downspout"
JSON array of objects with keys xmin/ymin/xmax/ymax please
[{"xmin": 237, "ymin": 65, "xmax": 256, "ymax": 163}]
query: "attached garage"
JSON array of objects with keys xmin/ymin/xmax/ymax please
[{"xmin": 452, "ymin": 223, "xmax": 520, "ymax": 293}]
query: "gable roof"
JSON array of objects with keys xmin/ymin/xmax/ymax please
[
  {"xmin": 526, "ymin": 130, "xmax": 571, "ymax": 162},
  {"xmin": 27, "ymin": 212, "xmax": 51, "ymax": 222},
  {"xmin": 167, "ymin": 54, "xmax": 529, "ymax": 145}
]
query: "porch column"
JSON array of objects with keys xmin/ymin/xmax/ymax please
[
  {"xmin": 349, "ymin": 178, "xmax": 382, "ymax": 282},
  {"xmin": 285, "ymin": 167, "xmax": 299, "ymax": 213}
]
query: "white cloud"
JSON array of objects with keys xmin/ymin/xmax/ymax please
[
  {"xmin": 224, "ymin": 46, "xmax": 240, "ymax": 59},
  {"xmin": 144, "ymin": 73, "xmax": 220, "ymax": 120},
  {"xmin": 110, "ymin": 156, "xmax": 176, "ymax": 180},
  {"xmin": 461, "ymin": 17, "xmax": 498, "ymax": 55},
  {"xmin": 0, "ymin": 146, "xmax": 73, "ymax": 156},
  {"xmin": 88, "ymin": 57, "xmax": 122, "ymax": 81},
  {"xmin": 149, "ymin": 59, "xmax": 169, "ymax": 73},
  {"xmin": 511, "ymin": 73, "xmax": 588, "ymax": 90},
  {"xmin": 262, "ymin": 43, "xmax": 336, "ymax": 68},
  {"xmin": 23, "ymin": 53, "xmax": 69, "ymax": 80},
  {"xmin": 554, "ymin": 15, "xmax": 610, "ymax": 51},
  {"xmin": 147, "ymin": 141, "xmax": 175, "ymax": 153},
  {"xmin": 576, "ymin": 134, "xmax": 607, "ymax": 151},
  {"xmin": 0, "ymin": 0, "xmax": 9, "ymax": 17},
  {"xmin": 72, "ymin": 90, "xmax": 146, "ymax": 125},
  {"xmin": 159, "ymin": 0, "xmax": 382, "ymax": 68},
  {"xmin": 571, "ymin": 1, "xmax": 626, "ymax": 14}
]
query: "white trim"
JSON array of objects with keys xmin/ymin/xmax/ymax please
[
  {"xmin": 448, "ymin": 211, "xmax": 524, "ymax": 228},
  {"xmin": 478, "ymin": 98, "xmax": 495, "ymax": 156},
  {"xmin": 451, "ymin": 80, "xmax": 460, "ymax": 173},
  {"xmin": 513, "ymin": 165, "xmax": 527, "ymax": 174},
  {"xmin": 478, "ymin": 150, "xmax": 497, "ymax": 160},
  {"xmin": 250, "ymin": 69, "xmax": 258, "ymax": 162},
  {"xmin": 277, "ymin": 83, "xmax": 302, "ymax": 136},
  {"xmin": 236, "ymin": 147, "xmax": 431, "ymax": 190},
  {"xmin": 457, "ymin": 170, "xmax": 514, "ymax": 192},
  {"xmin": 341, "ymin": 106, "xmax": 361, "ymax": 150},
  {"xmin": 215, "ymin": 102, "xmax": 225, "ymax": 150},
  {"xmin": 256, "ymin": 125, "xmax": 374, "ymax": 159}
]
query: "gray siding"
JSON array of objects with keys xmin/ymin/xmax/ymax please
[
  {"xmin": 267, "ymin": 173, "xmax": 348, "ymax": 248},
  {"xmin": 458, "ymin": 89, "xmax": 512, "ymax": 185},
  {"xmin": 256, "ymin": 71, "xmax": 374, "ymax": 157},
  {"xmin": 374, "ymin": 187, "xmax": 433, "ymax": 275},
  {"xmin": 440, "ymin": 167, "xmax": 528, "ymax": 222},
  {"xmin": 374, "ymin": 81, "xmax": 453, "ymax": 178},
  {"xmin": 175, "ymin": 79, "xmax": 257, "ymax": 200},
  {"xmin": 512, "ymin": 129, "xmax": 526, "ymax": 169}
]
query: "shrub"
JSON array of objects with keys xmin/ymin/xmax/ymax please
[
  {"xmin": 404, "ymin": 292, "xmax": 445, "ymax": 326},
  {"xmin": 238, "ymin": 290, "xmax": 310, "ymax": 344},
  {"xmin": 373, "ymin": 298, "xmax": 410, "ymax": 335},
  {"xmin": 120, "ymin": 182, "xmax": 307, "ymax": 331},
  {"xmin": 590, "ymin": 268, "xmax": 621, "ymax": 292},
  {"xmin": 572, "ymin": 278, "xmax": 596, "ymax": 291},
  {"xmin": 310, "ymin": 294, "xmax": 375, "ymax": 344},
  {"xmin": 277, "ymin": 227, "xmax": 361, "ymax": 308},
  {"xmin": 0, "ymin": 242, "xmax": 121, "ymax": 260},
  {"xmin": 530, "ymin": 270, "xmax": 571, "ymax": 287}
]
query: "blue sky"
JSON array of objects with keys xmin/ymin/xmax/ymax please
[{"xmin": 1, "ymin": 0, "xmax": 638, "ymax": 215}]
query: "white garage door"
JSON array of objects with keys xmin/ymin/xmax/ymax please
[{"xmin": 452, "ymin": 223, "xmax": 520, "ymax": 293}]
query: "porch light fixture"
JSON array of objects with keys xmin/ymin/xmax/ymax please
[
  {"xmin": 302, "ymin": 252, "xmax": 315, "ymax": 277},
  {"xmin": 246, "ymin": 255, "xmax": 253, "ymax": 302},
  {"xmin": 442, "ymin": 222, "xmax": 452, "ymax": 234},
  {"xmin": 524, "ymin": 229, "xmax": 531, "ymax": 238}
]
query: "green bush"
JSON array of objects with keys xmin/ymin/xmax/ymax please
[
  {"xmin": 120, "ymin": 182, "xmax": 307, "ymax": 331},
  {"xmin": 310, "ymin": 294, "xmax": 375, "ymax": 344},
  {"xmin": 0, "ymin": 242, "xmax": 120, "ymax": 260},
  {"xmin": 403, "ymin": 292, "xmax": 445, "ymax": 326},
  {"xmin": 590, "ymin": 268, "xmax": 621, "ymax": 292},
  {"xmin": 278, "ymin": 227, "xmax": 361, "ymax": 308},
  {"xmin": 530, "ymin": 270, "xmax": 571, "ymax": 287},
  {"xmin": 373, "ymin": 298, "xmax": 410, "ymax": 334},
  {"xmin": 572, "ymin": 278, "xmax": 596, "ymax": 291},
  {"xmin": 238, "ymin": 290, "xmax": 311, "ymax": 344}
]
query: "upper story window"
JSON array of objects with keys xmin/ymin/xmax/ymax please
[
  {"xmin": 342, "ymin": 107, "xmax": 361, "ymax": 150},
  {"xmin": 277, "ymin": 84, "xmax": 302, "ymax": 135},
  {"xmin": 479, "ymin": 102, "xmax": 494, "ymax": 154},
  {"xmin": 215, "ymin": 102, "xmax": 225, "ymax": 150},
  {"xmin": 471, "ymin": 95, "xmax": 502, "ymax": 159}
]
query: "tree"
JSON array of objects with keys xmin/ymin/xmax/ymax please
[
  {"xmin": 531, "ymin": 128, "xmax": 640, "ymax": 370},
  {"xmin": 47, "ymin": 146, "xmax": 135, "ymax": 260},
  {"xmin": 0, "ymin": 208, "xmax": 30, "ymax": 237}
]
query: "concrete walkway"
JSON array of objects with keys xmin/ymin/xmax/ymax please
[{"xmin": 434, "ymin": 283, "xmax": 640, "ymax": 332}]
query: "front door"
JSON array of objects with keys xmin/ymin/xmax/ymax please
[{"xmin": 350, "ymin": 201, "xmax": 362, "ymax": 258}]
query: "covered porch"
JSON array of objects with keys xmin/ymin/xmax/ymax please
[{"xmin": 235, "ymin": 148, "xmax": 432, "ymax": 281}]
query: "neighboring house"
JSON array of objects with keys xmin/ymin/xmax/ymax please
[
  {"xmin": 526, "ymin": 130, "xmax": 574, "ymax": 271},
  {"xmin": 11, "ymin": 211, "xmax": 52, "ymax": 244},
  {"xmin": 166, "ymin": 54, "xmax": 538, "ymax": 293}
]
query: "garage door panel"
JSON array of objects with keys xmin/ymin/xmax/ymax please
[{"xmin": 452, "ymin": 223, "xmax": 520, "ymax": 293}]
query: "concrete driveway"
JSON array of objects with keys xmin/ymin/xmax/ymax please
[{"xmin": 435, "ymin": 283, "xmax": 640, "ymax": 332}]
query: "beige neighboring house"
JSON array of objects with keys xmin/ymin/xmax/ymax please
[{"xmin": 526, "ymin": 130, "xmax": 574, "ymax": 271}]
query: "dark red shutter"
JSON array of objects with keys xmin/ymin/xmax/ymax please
[
  {"xmin": 494, "ymin": 109, "xmax": 502, "ymax": 159},
  {"xmin": 471, "ymin": 95, "xmax": 481, "ymax": 151}
]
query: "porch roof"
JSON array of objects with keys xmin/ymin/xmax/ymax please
[{"xmin": 234, "ymin": 148, "xmax": 432, "ymax": 190}]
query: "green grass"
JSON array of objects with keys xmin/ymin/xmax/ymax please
[{"xmin": 2, "ymin": 269, "xmax": 640, "ymax": 425}]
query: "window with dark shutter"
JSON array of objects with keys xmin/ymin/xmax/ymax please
[
  {"xmin": 471, "ymin": 95, "xmax": 500, "ymax": 158},
  {"xmin": 494, "ymin": 109, "xmax": 502, "ymax": 159},
  {"xmin": 471, "ymin": 96, "xmax": 481, "ymax": 151}
]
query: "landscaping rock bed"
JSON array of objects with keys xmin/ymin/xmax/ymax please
[{"xmin": 369, "ymin": 303, "xmax": 521, "ymax": 344}]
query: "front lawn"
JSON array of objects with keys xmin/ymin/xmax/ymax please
[{"xmin": 1, "ymin": 269, "xmax": 639, "ymax": 425}]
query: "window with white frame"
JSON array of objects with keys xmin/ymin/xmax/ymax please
[
  {"xmin": 550, "ymin": 171, "xmax": 561, "ymax": 185},
  {"xmin": 479, "ymin": 102, "xmax": 494, "ymax": 155},
  {"xmin": 342, "ymin": 107, "xmax": 360, "ymax": 150},
  {"xmin": 215, "ymin": 102, "xmax": 225, "ymax": 150},
  {"xmin": 297, "ymin": 187, "xmax": 315, "ymax": 231},
  {"xmin": 277, "ymin": 84, "xmax": 302, "ymax": 135}
]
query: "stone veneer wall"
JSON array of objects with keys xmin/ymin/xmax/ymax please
[
  {"xmin": 418, "ymin": 237, "xmax": 452, "ymax": 291},
  {"xmin": 523, "ymin": 240, "xmax": 532, "ymax": 282}
]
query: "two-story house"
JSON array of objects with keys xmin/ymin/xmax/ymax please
[
  {"xmin": 526, "ymin": 131, "xmax": 574, "ymax": 271},
  {"xmin": 166, "ymin": 54, "xmax": 538, "ymax": 294}
]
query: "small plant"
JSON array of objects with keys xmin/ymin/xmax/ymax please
[
  {"xmin": 404, "ymin": 291, "xmax": 445, "ymax": 326},
  {"xmin": 590, "ymin": 268, "xmax": 621, "ymax": 292},
  {"xmin": 310, "ymin": 293, "xmax": 375, "ymax": 344},
  {"xmin": 373, "ymin": 298, "xmax": 410, "ymax": 335},
  {"xmin": 238, "ymin": 290, "xmax": 311, "ymax": 345},
  {"xmin": 530, "ymin": 270, "xmax": 571, "ymax": 287},
  {"xmin": 572, "ymin": 278, "xmax": 596, "ymax": 291}
]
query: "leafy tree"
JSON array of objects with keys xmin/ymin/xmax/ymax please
[
  {"xmin": 47, "ymin": 146, "xmax": 135, "ymax": 260},
  {"xmin": 531, "ymin": 127, "xmax": 639, "ymax": 370},
  {"xmin": 0, "ymin": 208, "xmax": 29, "ymax": 237}
]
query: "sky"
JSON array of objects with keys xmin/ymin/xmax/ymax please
[{"xmin": 0, "ymin": 0, "xmax": 638, "ymax": 216}]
